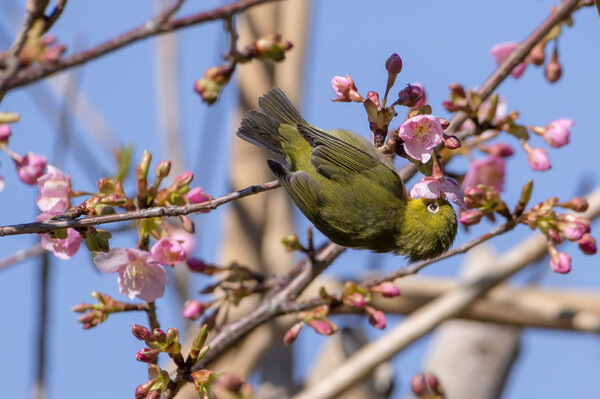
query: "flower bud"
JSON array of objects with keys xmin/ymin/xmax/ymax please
[
  {"xmin": 154, "ymin": 160, "xmax": 171, "ymax": 180},
  {"xmin": 0, "ymin": 124, "xmax": 11, "ymax": 144},
  {"xmin": 442, "ymin": 133, "xmax": 461, "ymax": 149},
  {"xmin": 395, "ymin": 84, "xmax": 423, "ymax": 107},
  {"xmin": 173, "ymin": 171, "xmax": 193, "ymax": 191},
  {"xmin": 558, "ymin": 197, "xmax": 588, "ymax": 212},
  {"xmin": 132, "ymin": 324, "xmax": 151, "ymax": 341},
  {"xmin": 547, "ymin": 228, "xmax": 562, "ymax": 244},
  {"xmin": 331, "ymin": 75, "xmax": 364, "ymax": 103},
  {"xmin": 152, "ymin": 328, "xmax": 167, "ymax": 343},
  {"xmin": 246, "ymin": 33, "xmax": 293, "ymax": 62},
  {"xmin": 183, "ymin": 300, "xmax": 205, "ymax": 320},
  {"xmin": 0, "ymin": 112, "xmax": 19, "ymax": 124},
  {"xmin": 459, "ymin": 209, "xmax": 484, "ymax": 226},
  {"xmin": 578, "ymin": 233, "xmax": 597, "ymax": 255},
  {"xmin": 281, "ymin": 234, "xmax": 301, "ymax": 252},
  {"xmin": 307, "ymin": 319, "xmax": 337, "ymax": 336},
  {"xmin": 545, "ymin": 49, "xmax": 562, "ymax": 83},
  {"xmin": 366, "ymin": 306, "xmax": 386, "ymax": 329},
  {"xmin": 529, "ymin": 42, "xmax": 546, "ymax": 66},
  {"xmin": 371, "ymin": 281, "xmax": 401, "ymax": 298},
  {"xmin": 411, "ymin": 82, "xmax": 427, "ymax": 108},
  {"xmin": 345, "ymin": 292, "xmax": 366, "ymax": 309},
  {"xmin": 550, "ymin": 251, "xmax": 571, "ymax": 274},
  {"xmin": 385, "ymin": 53, "xmax": 403, "ymax": 74},
  {"xmin": 136, "ymin": 347, "xmax": 160, "ymax": 363},
  {"xmin": 411, "ymin": 372, "xmax": 443, "ymax": 397},
  {"xmin": 16, "ymin": 152, "xmax": 47, "ymax": 185},
  {"xmin": 542, "ymin": 118, "xmax": 573, "ymax": 148},
  {"xmin": 283, "ymin": 322, "xmax": 303, "ymax": 346},
  {"xmin": 526, "ymin": 146, "xmax": 551, "ymax": 171}
]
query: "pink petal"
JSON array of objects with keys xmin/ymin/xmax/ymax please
[{"xmin": 94, "ymin": 248, "xmax": 132, "ymax": 273}]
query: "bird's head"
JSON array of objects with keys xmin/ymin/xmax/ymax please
[{"xmin": 395, "ymin": 197, "xmax": 458, "ymax": 263}]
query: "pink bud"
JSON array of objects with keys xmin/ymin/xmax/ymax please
[
  {"xmin": 283, "ymin": 322, "xmax": 303, "ymax": 346},
  {"xmin": 0, "ymin": 124, "xmax": 11, "ymax": 143},
  {"xmin": 396, "ymin": 84, "xmax": 423, "ymax": 107},
  {"xmin": 545, "ymin": 49, "xmax": 562, "ymax": 83},
  {"xmin": 132, "ymin": 324, "xmax": 151, "ymax": 341},
  {"xmin": 578, "ymin": 233, "xmax": 597, "ymax": 255},
  {"xmin": 136, "ymin": 347, "xmax": 160, "ymax": 363},
  {"xmin": 561, "ymin": 222, "xmax": 587, "ymax": 241},
  {"xmin": 173, "ymin": 171, "xmax": 193, "ymax": 189},
  {"xmin": 182, "ymin": 300, "xmax": 205, "ymax": 320},
  {"xmin": 443, "ymin": 133, "xmax": 461, "ymax": 149},
  {"xmin": 527, "ymin": 147, "xmax": 551, "ymax": 171},
  {"xmin": 345, "ymin": 292, "xmax": 366, "ymax": 309},
  {"xmin": 558, "ymin": 197, "xmax": 588, "ymax": 212},
  {"xmin": 331, "ymin": 75, "xmax": 364, "ymax": 103},
  {"xmin": 385, "ymin": 53, "xmax": 403, "ymax": 74},
  {"xmin": 550, "ymin": 252, "xmax": 571, "ymax": 274},
  {"xmin": 547, "ymin": 228, "xmax": 562, "ymax": 244},
  {"xmin": 542, "ymin": 118, "xmax": 573, "ymax": 148},
  {"xmin": 459, "ymin": 210, "xmax": 484, "ymax": 226},
  {"xmin": 307, "ymin": 319, "xmax": 337, "ymax": 336},
  {"xmin": 366, "ymin": 307, "xmax": 386, "ymax": 329},
  {"xmin": 16, "ymin": 152, "xmax": 47, "ymax": 185},
  {"xmin": 371, "ymin": 281, "xmax": 401, "ymax": 298}
]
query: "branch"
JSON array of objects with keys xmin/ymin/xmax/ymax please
[
  {"xmin": 0, "ymin": 180, "xmax": 280, "ymax": 236},
  {"xmin": 3, "ymin": 0, "xmax": 281, "ymax": 91}
]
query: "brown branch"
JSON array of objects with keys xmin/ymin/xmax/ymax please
[
  {"xmin": 3, "ymin": 0, "xmax": 281, "ymax": 91},
  {"xmin": 0, "ymin": 0, "xmax": 50, "ymax": 95},
  {"xmin": 0, "ymin": 180, "xmax": 280, "ymax": 236}
]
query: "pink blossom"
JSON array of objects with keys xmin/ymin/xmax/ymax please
[
  {"xmin": 16, "ymin": 152, "xmax": 47, "ymax": 185},
  {"xmin": 398, "ymin": 115, "xmax": 444, "ymax": 163},
  {"xmin": 0, "ymin": 124, "xmax": 11, "ymax": 142},
  {"xmin": 543, "ymin": 118, "xmax": 573, "ymax": 148},
  {"xmin": 527, "ymin": 147, "xmax": 551, "ymax": 171},
  {"xmin": 0, "ymin": 175, "xmax": 4, "ymax": 192},
  {"xmin": 36, "ymin": 165, "xmax": 70, "ymax": 213},
  {"xmin": 150, "ymin": 237, "xmax": 187, "ymax": 266},
  {"xmin": 39, "ymin": 228, "xmax": 82, "ymax": 260},
  {"xmin": 549, "ymin": 252, "xmax": 571, "ymax": 274},
  {"xmin": 94, "ymin": 248, "xmax": 168, "ymax": 302},
  {"xmin": 462, "ymin": 156, "xmax": 506, "ymax": 192},
  {"xmin": 490, "ymin": 42, "xmax": 527, "ymax": 78},
  {"xmin": 164, "ymin": 227, "xmax": 196, "ymax": 257},
  {"xmin": 410, "ymin": 176, "xmax": 466, "ymax": 209},
  {"xmin": 411, "ymin": 82, "xmax": 427, "ymax": 108},
  {"xmin": 331, "ymin": 75, "xmax": 364, "ymax": 103}
]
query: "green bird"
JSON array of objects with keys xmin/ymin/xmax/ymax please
[{"xmin": 237, "ymin": 87, "xmax": 458, "ymax": 262}]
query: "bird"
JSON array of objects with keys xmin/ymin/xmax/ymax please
[{"xmin": 236, "ymin": 87, "xmax": 457, "ymax": 262}]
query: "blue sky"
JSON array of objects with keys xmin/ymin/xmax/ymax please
[{"xmin": 0, "ymin": 1, "xmax": 599, "ymax": 398}]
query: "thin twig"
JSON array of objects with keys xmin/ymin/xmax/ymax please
[
  {"xmin": 0, "ymin": 180, "xmax": 281, "ymax": 236},
  {"xmin": 3, "ymin": 0, "xmax": 281, "ymax": 91},
  {"xmin": 0, "ymin": 243, "xmax": 46, "ymax": 270}
]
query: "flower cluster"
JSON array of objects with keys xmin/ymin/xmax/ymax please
[
  {"xmin": 521, "ymin": 196, "xmax": 595, "ymax": 274},
  {"xmin": 330, "ymin": 53, "xmax": 465, "ymax": 208}
]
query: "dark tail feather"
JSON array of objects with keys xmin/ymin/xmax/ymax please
[
  {"xmin": 236, "ymin": 87, "xmax": 305, "ymax": 157},
  {"xmin": 258, "ymin": 87, "xmax": 306, "ymax": 126}
]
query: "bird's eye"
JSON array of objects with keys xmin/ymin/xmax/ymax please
[{"xmin": 427, "ymin": 202, "xmax": 440, "ymax": 214}]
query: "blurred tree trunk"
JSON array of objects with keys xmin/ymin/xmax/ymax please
[
  {"xmin": 208, "ymin": 1, "xmax": 310, "ymax": 397},
  {"xmin": 420, "ymin": 246, "xmax": 521, "ymax": 399}
]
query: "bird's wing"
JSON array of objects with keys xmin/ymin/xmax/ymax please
[
  {"xmin": 267, "ymin": 159, "xmax": 322, "ymax": 221},
  {"xmin": 297, "ymin": 124, "xmax": 406, "ymax": 198}
]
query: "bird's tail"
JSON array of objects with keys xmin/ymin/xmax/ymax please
[{"xmin": 236, "ymin": 87, "xmax": 306, "ymax": 158}]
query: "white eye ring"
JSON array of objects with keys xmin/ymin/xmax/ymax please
[{"xmin": 427, "ymin": 202, "xmax": 440, "ymax": 214}]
